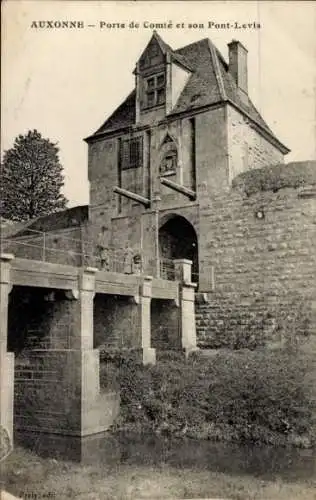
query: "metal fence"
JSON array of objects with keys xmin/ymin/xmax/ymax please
[
  {"xmin": 159, "ymin": 258, "xmax": 176, "ymax": 281},
  {"xmin": 1, "ymin": 229, "xmax": 86, "ymax": 267},
  {"xmin": 1, "ymin": 229, "xmax": 213, "ymax": 286},
  {"xmin": 1, "ymin": 231, "xmax": 173, "ymax": 279}
]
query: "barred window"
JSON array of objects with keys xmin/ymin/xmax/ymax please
[{"xmin": 121, "ymin": 137, "xmax": 143, "ymax": 170}]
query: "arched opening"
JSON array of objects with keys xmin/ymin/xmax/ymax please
[{"xmin": 159, "ymin": 215, "xmax": 199, "ymax": 283}]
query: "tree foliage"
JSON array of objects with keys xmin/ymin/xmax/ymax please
[{"xmin": 1, "ymin": 130, "xmax": 68, "ymax": 222}]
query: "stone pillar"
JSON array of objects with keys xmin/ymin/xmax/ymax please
[
  {"xmin": 127, "ymin": 276, "xmax": 156, "ymax": 364},
  {"xmin": 135, "ymin": 61, "xmax": 140, "ymax": 124},
  {"xmin": 64, "ymin": 266, "xmax": 117, "ymax": 436},
  {"xmin": 152, "ymin": 195, "xmax": 161, "ymax": 279},
  {"xmin": 165, "ymin": 52, "xmax": 172, "ymax": 114},
  {"xmin": 67, "ymin": 267, "xmax": 98, "ymax": 350},
  {"xmin": 180, "ymin": 281, "xmax": 198, "ymax": 356},
  {"xmin": 174, "ymin": 259, "xmax": 198, "ymax": 357},
  {"xmin": 174, "ymin": 258, "xmax": 192, "ymax": 284},
  {"xmin": 139, "ymin": 276, "xmax": 156, "ymax": 365},
  {"xmin": 0, "ymin": 254, "xmax": 14, "ymax": 445}
]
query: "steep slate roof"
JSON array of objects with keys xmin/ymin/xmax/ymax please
[
  {"xmin": 86, "ymin": 34, "xmax": 288, "ymax": 152},
  {"xmin": 171, "ymin": 38, "xmax": 223, "ymax": 112},
  {"xmin": 93, "ymin": 90, "xmax": 136, "ymax": 136}
]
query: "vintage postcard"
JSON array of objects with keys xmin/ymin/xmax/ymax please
[{"xmin": 1, "ymin": 1, "xmax": 316, "ymax": 499}]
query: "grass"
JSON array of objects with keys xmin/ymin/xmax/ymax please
[{"xmin": 1, "ymin": 447, "xmax": 316, "ymax": 500}]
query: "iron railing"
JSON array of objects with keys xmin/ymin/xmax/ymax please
[
  {"xmin": 159, "ymin": 258, "xmax": 176, "ymax": 281},
  {"xmin": 1, "ymin": 229, "xmax": 213, "ymax": 286},
  {"xmin": 1, "ymin": 232, "xmax": 172, "ymax": 279}
]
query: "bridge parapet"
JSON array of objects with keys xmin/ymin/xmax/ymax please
[{"xmin": 2, "ymin": 255, "xmax": 198, "ymax": 460}]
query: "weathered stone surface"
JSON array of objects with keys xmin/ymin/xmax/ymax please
[{"xmin": 196, "ymin": 180, "xmax": 316, "ymax": 347}]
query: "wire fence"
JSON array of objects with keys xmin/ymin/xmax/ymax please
[
  {"xmin": 1, "ymin": 236, "xmax": 178, "ymax": 281},
  {"xmin": 1, "ymin": 230, "xmax": 209, "ymax": 286},
  {"xmin": 1, "ymin": 237, "xmax": 85, "ymax": 267}
]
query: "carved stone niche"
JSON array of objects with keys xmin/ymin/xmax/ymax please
[
  {"xmin": 160, "ymin": 150, "xmax": 177, "ymax": 176},
  {"xmin": 159, "ymin": 133, "xmax": 178, "ymax": 176}
]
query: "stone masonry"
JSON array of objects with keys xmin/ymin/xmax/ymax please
[
  {"xmin": 3, "ymin": 33, "xmax": 315, "ymax": 353},
  {"xmin": 196, "ymin": 174, "xmax": 316, "ymax": 347},
  {"xmin": 1, "ymin": 254, "xmax": 197, "ymax": 457}
]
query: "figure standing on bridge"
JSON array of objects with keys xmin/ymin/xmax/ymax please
[
  {"xmin": 123, "ymin": 243, "xmax": 134, "ymax": 274},
  {"xmin": 132, "ymin": 251, "xmax": 142, "ymax": 274},
  {"xmin": 96, "ymin": 227, "xmax": 110, "ymax": 271}
]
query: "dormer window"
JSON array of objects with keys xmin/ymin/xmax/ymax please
[{"xmin": 145, "ymin": 73, "xmax": 165, "ymax": 109}]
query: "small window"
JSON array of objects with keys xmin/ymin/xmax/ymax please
[
  {"xmin": 121, "ymin": 137, "xmax": 143, "ymax": 170},
  {"xmin": 147, "ymin": 91, "xmax": 155, "ymax": 107},
  {"xmin": 147, "ymin": 77, "xmax": 155, "ymax": 90},
  {"xmin": 144, "ymin": 73, "xmax": 165, "ymax": 109},
  {"xmin": 157, "ymin": 74, "xmax": 165, "ymax": 87},
  {"xmin": 157, "ymin": 88, "xmax": 165, "ymax": 105}
]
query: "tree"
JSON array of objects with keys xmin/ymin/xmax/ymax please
[{"xmin": 0, "ymin": 129, "xmax": 68, "ymax": 222}]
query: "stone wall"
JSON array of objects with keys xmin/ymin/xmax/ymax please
[
  {"xmin": 7, "ymin": 282, "xmax": 120, "ymax": 440},
  {"xmin": 14, "ymin": 350, "xmax": 81, "ymax": 434},
  {"xmin": 94, "ymin": 294, "xmax": 139, "ymax": 349},
  {"xmin": 88, "ymin": 106, "xmax": 227, "ymax": 251},
  {"xmin": 9, "ymin": 287, "xmax": 76, "ymax": 433},
  {"xmin": 196, "ymin": 162, "xmax": 316, "ymax": 348},
  {"xmin": 151, "ymin": 298, "xmax": 180, "ymax": 349},
  {"xmin": 8, "ymin": 287, "xmax": 73, "ymax": 352},
  {"xmin": 227, "ymin": 105, "xmax": 284, "ymax": 181}
]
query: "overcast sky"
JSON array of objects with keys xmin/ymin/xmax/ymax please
[{"xmin": 2, "ymin": 0, "xmax": 316, "ymax": 207}]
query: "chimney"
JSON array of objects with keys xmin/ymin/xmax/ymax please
[{"xmin": 228, "ymin": 40, "xmax": 248, "ymax": 94}]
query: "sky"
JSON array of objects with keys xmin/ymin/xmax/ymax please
[{"xmin": 1, "ymin": 0, "xmax": 316, "ymax": 207}]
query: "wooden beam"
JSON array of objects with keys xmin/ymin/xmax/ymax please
[
  {"xmin": 113, "ymin": 186, "xmax": 151, "ymax": 207},
  {"xmin": 160, "ymin": 177, "xmax": 196, "ymax": 200}
]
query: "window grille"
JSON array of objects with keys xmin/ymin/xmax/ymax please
[{"xmin": 121, "ymin": 137, "xmax": 143, "ymax": 170}]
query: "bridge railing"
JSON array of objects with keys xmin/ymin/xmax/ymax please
[
  {"xmin": 1, "ymin": 230, "xmax": 212, "ymax": 287},
  {"xmin": 159, "ymin": 258, "xmax": 176, "ymax": 281},
  {"xmin": 1, "ymin": 231, "xmax": 85, "ymax": 267},
  {"xmin": 0, "ymin": 234, "xmax": 166, "ymax": 279}
]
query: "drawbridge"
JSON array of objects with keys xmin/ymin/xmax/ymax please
[{"xmin": 0, "ymin": 230, "xmax": 197, "ymax": 460}]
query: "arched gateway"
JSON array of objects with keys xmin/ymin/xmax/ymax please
[{"xmin": 159, "ymin": 215, "xmax": 198, "ymax": 283}]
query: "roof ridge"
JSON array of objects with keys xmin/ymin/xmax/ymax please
[
  {"xmin": 207, "ymin": 39, "xmax": 227, "ymax": 101},
  {"xmin": 174, "ymin": 37, "xmax": 210, "ymax": 54},
  {"xmin": 152, "ymin": 30, "xmax": 173, "ymax": 55},
  {"xmin": 152, "ymin": 32, "xmax": 194, "ymax": 71},
  {"xmin": 175, "ymin": 36, "xmax": 229, "ymax": 72}
]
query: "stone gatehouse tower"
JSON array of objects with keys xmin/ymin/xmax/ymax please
[{"xmin": 85, "ymin": 31, "xmax": 289, "ymax": 292}]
